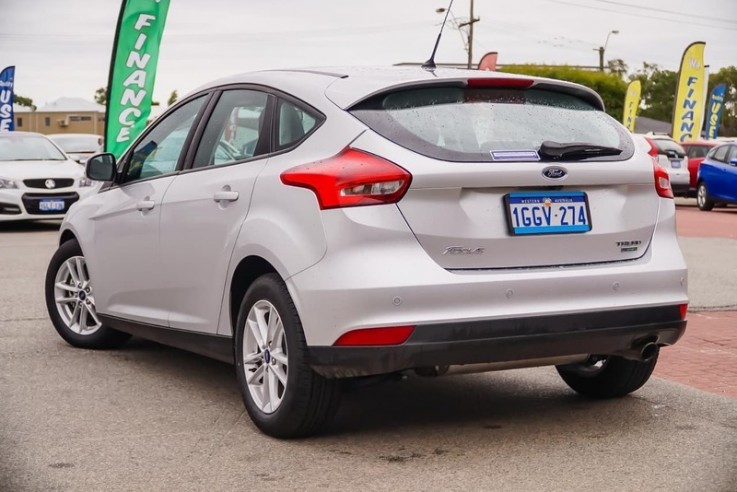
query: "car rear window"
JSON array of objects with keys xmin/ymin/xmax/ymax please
[
  {"xmin": 653, "ymin": 139, "xmax": 686, "ymax": 157},
  {"xmin": 686, "ymin": 145, "xmax": 711, "ymax": 158},
  {"xmin": 350, "ymin": 86, "xmax": 633, "ymax": 162}
]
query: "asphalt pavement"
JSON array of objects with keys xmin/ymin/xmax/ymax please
[{"xmin": 1, "ymin": 218, "xmax": 736, "ymax": 492}]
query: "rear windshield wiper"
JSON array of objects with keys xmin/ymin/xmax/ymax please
[{"xmin": 539, "ymin": 141, "xmax": 623, "ymax": 161}]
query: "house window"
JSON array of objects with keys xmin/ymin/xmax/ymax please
[
  {"xmin": 17, "ymin": 117, "xmax": 22, "ymax": 127},
  {"xmin": 44, "ymin": 117, "xmax": 51, "ymax": 127}
]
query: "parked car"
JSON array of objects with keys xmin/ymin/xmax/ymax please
[
  {"xmin": 634, "ymin": 134, "xmax": 690, "ymax": 197},
  {"xmin": 44, "ymin": 68, "xmax": 688, "ymax": 438},
  {"xmin": 696, "ymin": 142, "xmax": 737, "ymax": 211},
  {"xmin": 48, "ymin": 133, "xmax": 104, "ymax": 164},
  {"xmin": 0, "ymin": 132, "xmax": 98, "ymax": 221},
  {"xmin": 681, "ymin": 140, "xmax": 717, "ymax": 197}
]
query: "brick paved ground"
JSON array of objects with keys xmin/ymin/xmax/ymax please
[
  {"xmin": 656, "ymin": 311, "xmax": 737, "ymax": 398},
  {"xmin": 653, "ymin": 205, "xmax": 737, "ymax": 399},
  {"xmin": 675, "ymin": 203, "xmax": 737, "ymax": 239}
]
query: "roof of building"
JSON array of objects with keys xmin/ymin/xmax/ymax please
[
  {"xmin": 634, "ymin": 116, "xmax": 671, "ymax": 135},
  {"xmin": 38, "ymin": 97, "xmax": 105, "ymax": 113}
]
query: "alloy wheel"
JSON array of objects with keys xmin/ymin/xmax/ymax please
[
  {"xmin": 243, "ymin": 300, "xmax": 289, "ymax": 413},
  {"xmin": 53, "ymin": 256, "xmax": 102, "ymax": 335}
]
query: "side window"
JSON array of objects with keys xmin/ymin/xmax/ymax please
[
  {"xmin": 123, "ymin": 96, "xmax": 206, "ymax": 183},
  {"xmin": 276, "ymin": 100, "xmax": 319, "ymax": 150},
  {"xmin": 193, "ymin": 90, "xmax": 269, "ymax": 168},
  {"xmin": 727, "ymin": 146, "xmax": 737, "ymax": 163},
  {"xmin": 712, "ymin": 145, "xmax": 729, "ymax": 163}
]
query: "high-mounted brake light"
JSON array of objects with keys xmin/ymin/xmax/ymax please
[
  {"xmin": 333, "ymin": 325, "xmax": 415, "ymax": 346},
  {"xmin": 280, "ymin": 148, "xmax": 412, "ymax": 209},
  {"xmin": 653, "ymin": 159, "xmax": 673, "ymax": 199},
  {"xmin": 466, "ymin": 78, "xmax": 534, "ymax": 89}
]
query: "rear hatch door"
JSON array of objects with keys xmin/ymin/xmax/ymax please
[{"xmin": 349, "ymin": 81, "xmax": 660, "ymax": 269}]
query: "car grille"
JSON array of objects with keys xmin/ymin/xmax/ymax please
[
  {"xmin": 21, "ymin": 192, "xmax": 80, "ymax": 215},
  {"xmin": 23, "ymin": 178, "xmax": 75, "ymax": 189}
]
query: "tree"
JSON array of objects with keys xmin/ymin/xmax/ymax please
[
  {"xmin": 607, "ymin": 59, "xmax": 629, "ymax": 78},
  {"xmin": 629, "ymin": 63, "xmax": 677, "ymax": 123},
  {"xmin": 12, "ymin": 94, "xmax": 36, "ymax": 110},
  {"xmin": 500, "ymin": 65, "xmax": 627, "ymax": 120},
  {"xmin": 94, "ymin": 87, "xmax": 108, "ymax": 105},
  {"xmin": 167, "ymin": 90, "xmax": 178, "ymax": 107}
]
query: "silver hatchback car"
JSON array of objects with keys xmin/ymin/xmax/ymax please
[{"xmin": 45, "ymin": 67, "xmax": 688, "ymax": 437}]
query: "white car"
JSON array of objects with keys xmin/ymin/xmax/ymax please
[
  {"xmin": 44, "ymin": 68, "xmax": 689, "ymax": 438},
  {"xmin": 633, "ymin": 134, "xmax": 690, "ymax": 197},
  {"xmin": 48, "ymin": 133, "xmax": 104, "ymax": 164},
  {"xmin": 0, "ymin": 132, "xmax": 98, "ymax": 221}
]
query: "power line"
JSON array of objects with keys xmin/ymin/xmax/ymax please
[
  {"xmin": 593, "ymin": 0, "xmax": 737, "ymax": 25},
  {"xmin": 548, "ymin": 0, "xmax": 737, "ymax": 32}
]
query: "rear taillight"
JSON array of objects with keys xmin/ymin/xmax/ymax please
[
  {"xmin": 333, "ymin": 325, "xmax": 415, "ymax": 346},
  {"xmin": 280, "ymin": 148, "xmax": 412, "ymax": 209},
  {"xmin": 679, "ymin": 303, "xmax": 688, "ymax": 320},
  {"xmin": 653, "ymin": 159, "xmax": 673, "ymax": 199},
  {"xmin": 644, "ymin": 137, "xmax": 659, "ymax": 158}
]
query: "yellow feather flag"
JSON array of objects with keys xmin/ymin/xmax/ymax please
[
  {"xmin": 622, "ymin": 80, "xmax": 641, "ymax": 132},
  {"xmin": 672, "ymin": 42, "xmax": 706, "ymax": 142}
]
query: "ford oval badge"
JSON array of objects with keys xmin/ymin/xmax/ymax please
[{"xmin": 542, "ymin": 166, "xmax": 567, "ymax": 180}]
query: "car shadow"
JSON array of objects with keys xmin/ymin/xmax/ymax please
[
  {"xmin": 0, "ymin": 220, "xmax": 61, "ymax": 233},
  {"xmin": 110, "ymin": 337, "xmax": 656, "ymax": 440}
]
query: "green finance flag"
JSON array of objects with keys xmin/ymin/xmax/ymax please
[{"xmin": 105, "ymin": 0, "xmax": 170, "ymax": 157}]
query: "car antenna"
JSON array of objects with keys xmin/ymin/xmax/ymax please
[{"xmin": 422, "ymin": 0, "xmax": 454, "ymax": 71}]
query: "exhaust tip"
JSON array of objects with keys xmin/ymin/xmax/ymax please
[{"xmin": 640, "ymin": 343, "xmax": 659, "ymax": 361}]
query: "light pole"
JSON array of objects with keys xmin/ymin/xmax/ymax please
[
  {"xmin": 595, "ymin": 29, "xmax": 619, "ymax": 72},
  {"xmin": 437, "ymin": 0, "xmax": 480, "ymax": 69}
]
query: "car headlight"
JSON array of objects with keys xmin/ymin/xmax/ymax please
[
  {"xmin": 79, "ymin": 177, "xmax": 95, "ymax": 187},
  {"xmin": 0, "ymin": 177, "xmax": 18, "ymax": 189}
]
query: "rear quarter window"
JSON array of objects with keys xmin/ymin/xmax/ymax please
[{"xmin": 350, "ymin": 86, "xmax": 633, "ymax": 162}]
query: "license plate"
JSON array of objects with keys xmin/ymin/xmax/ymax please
[
  {"xmin": 670, "ymin": 159, "xmax": 682, "ymax": 168},
  {"xmin": 39, "ymin": 199, "xmax": 65, "ymax": 212},
  {"xmin": 505, "ymin": 191, "xmax": 591, "ymax": 235}
]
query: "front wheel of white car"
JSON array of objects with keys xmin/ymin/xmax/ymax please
[
  {"xmin": 44, "ymin": 239, "xmax": 131, "ymax": 349},
  {"xmin": 235, "ymin": 273, "xmax": 341, "ymax": 438}
]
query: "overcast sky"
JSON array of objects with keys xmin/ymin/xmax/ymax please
[{"xmin": 1, "ymin": 0, "xmax": 735, "ymax": 106}]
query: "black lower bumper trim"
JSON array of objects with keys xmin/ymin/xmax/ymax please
[
  {"xmin": 309, "ymin": 306, "xmax": 687, "ymax": 378},
  {"xmin": 99, "ymin": 314, "xmax": 234, "ymax": 364}
]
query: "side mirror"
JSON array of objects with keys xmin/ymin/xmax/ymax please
[
  {"xmin": 730, "ymin": 158, "xmax": 737, "ymax": 166},
  {"xmin": 86, "ymin": 153, "xmax": 117, "ymax": 181}
]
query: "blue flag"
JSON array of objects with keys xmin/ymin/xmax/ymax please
[
  {"xmin": 0, "ymin": 66, "xmax": 15, "ymax": 132},
  {"xmin": 705, "ymin": 83, "xmax": 727, "ymax": 140}
]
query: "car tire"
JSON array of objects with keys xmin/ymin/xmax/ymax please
[
  {"xmin": 556, "ymin": 351, "xmax": 659, "ymax": 399},
  {"xmin": 234, "ymin": 273, "xmax": 341, "ymax": 438},
  {"xmin": 45, "ymin": 239, "xmax": 131, "ymax": 349},
  {"xmin": 696, "ymin": 182, "xmax": 714, "ymax": 211}
]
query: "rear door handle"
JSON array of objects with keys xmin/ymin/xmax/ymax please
[
  {"xmin": 213, "ymin": 190, "xmax": 239, "ymax": 202},
  {"xmin": 136, "ymin": 200, "xmax": 155, "ymax": 211}
]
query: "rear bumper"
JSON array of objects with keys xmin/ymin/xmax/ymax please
[{"xmin": 309, "ymin": 305, "xmax": 687, "ymax": 377}]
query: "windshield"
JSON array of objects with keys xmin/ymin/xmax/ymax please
[
  {"xmin": 0, "ymin": 135, "xmax": 66, "ymax": 161},
  {"xmin": 350, "ymin": 86, "xmax": 633, "ymax": 162},
  {"xmin": 52, "ymin": 135, "xmax": 102, "ymax": 153}
]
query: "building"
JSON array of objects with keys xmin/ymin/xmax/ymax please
[{"xmin": 13, "ymin": 97, "xmax": 105, "ymax": 136}]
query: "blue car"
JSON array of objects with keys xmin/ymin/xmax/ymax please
[{"xmin": 696, "ymin": 143, "xmax": 737, "ymax": 211}]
